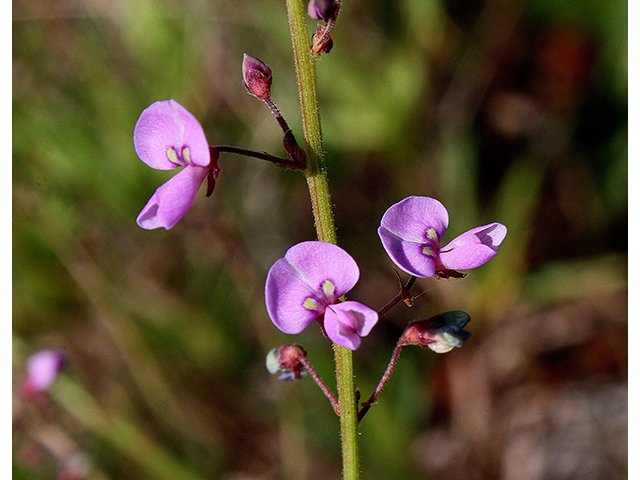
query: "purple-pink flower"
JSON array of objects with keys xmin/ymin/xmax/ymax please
[
  {"xmin": 134, "ymin": 99, "xmax": 219, "ymax": 230},
  {"xmin": 378, "ymin": 196, "xmax": 507, "ymax": 278},
  {"xmin": 265, "ymin": 241, "xmax": 379, "ymax": 350}
]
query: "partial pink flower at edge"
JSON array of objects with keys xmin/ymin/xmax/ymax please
[{"xmin": 22, "ymin": 350, "xmax": 66, "ymax": 400}]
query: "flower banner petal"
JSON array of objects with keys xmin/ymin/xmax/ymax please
[
  {"xmin": 280, "ymin": 242, "xmax": 360, "ymax": 300},
  {"xmin": 26, "ymin": 350, "xmax": 66, "ymax": 392},
  {"xmin": 134, "ymin": 100, "xmax": 210, "ymax": 170},
  {"xmin": 378, "ymin": 227, "xmax": 436, "ymax": 277},
  {"xmin": 437, "ymin": 223, "xmax": 507, "ymax": 269},
  {"xmin": 379, "ymin": 196, "xmax": 449, "ymax": 243},
  {"xmin": 265, "ymin": 257, "xmax": 327, "ymax": 335},
  {"xmin": 264, "ymin": 242, "xmax": 363, "ymax": 338}
]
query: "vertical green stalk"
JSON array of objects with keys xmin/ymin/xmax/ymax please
[
  {"xmin": 285, "ymin": 0, "xmax": 337, "ymax": 246},
  {"xmin": 284, "ymin": 1, "xmax": 360, "ymax": 479}
]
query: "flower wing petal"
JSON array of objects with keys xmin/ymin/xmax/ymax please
[
  {"xmin": 438, "ymin": 223, "xmax": 506, "ymax": 269},
  {"xmin": 324, "ymin": 301, "xmax": 379, "ymax": 350},
  {"xmin": 136, "ymin": 165, "xmax": 209, "ymax": 230},
  {"xmin": 134, "ymin": 100, "xmax": 210, "ymax": 170}
]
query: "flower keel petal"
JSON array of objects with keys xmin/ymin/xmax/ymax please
[
  {"xmin": 136, "ymin": 165, "xmax": 209, "ymax": 230},
  {"xmin": 324, "ymin": 301, "xmax": 379, "ymax": 350}
]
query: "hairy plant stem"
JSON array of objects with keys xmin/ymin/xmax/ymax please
[{"xmin": 285, "ymin": 1, "xmax": 360, "ymax": 479}]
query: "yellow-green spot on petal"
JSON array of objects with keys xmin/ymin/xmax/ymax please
[
  {"xmin": 182, "ymin": 147, "xmax": 191, "ymax": 165},
  {"xmin": 422, "ymin": 246, "xmax": 435, "ymax": 257},
  {"xmin": 167, "ymin": 147, "xmax": 179, "ymax": 165},
  {"xmin": 425, "ymin": 228, "xmax": 439, "ymax": 242},
  {"xmin": 321, "ymin": 280, "xmax": 335, "ymax": 298},
  {"xmin": 304, "ymin": 297, "xmax": 319, "ymax": 311}
]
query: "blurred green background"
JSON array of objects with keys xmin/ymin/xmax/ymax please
[{"xmin": 13, "ymin": 0, "xmax": 627, "ymax": 479}]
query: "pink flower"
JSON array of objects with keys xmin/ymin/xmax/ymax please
[
  {"xmin": 378, "ymin": 196, "xmax": 507, "ymax": 278},
  {"xmin": 265, "ymin": 241, "xmax": 379, "ymax": 350},
  {"xmin": 134, "ymin": 100, "xmax": 219, "ymax": 230},
  {"xmin": 22, "ymin": 350, "xmax": 66, "ymax": 398}
]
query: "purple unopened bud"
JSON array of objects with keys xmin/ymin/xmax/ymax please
[
  {"xmin": 242, "ymin": 54, "xmax": 272, "ymax": 101},
  {"xmin": 266, "ymin": 344, "xmax": 307, "ymax": 381},
  {"xmin": 401, "ymin": 311, "xmax": 472, "ymax": 353},
  {"xmin": 308, "ymin": 0, "xmax": 338, "ymax": 21}
]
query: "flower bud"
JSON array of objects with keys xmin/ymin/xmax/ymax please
[
  {"xmin": 307, "ymin": 0, "xmax": 338, "ymax": 21},
  {"xmin": 242, "ymin": 54, "xmax": 272, "ymax": 101},
  {"xmin": 401, "ymin": 311, "xmax": 471, "ymax": 353},
  {"xmin": 266, "ymin": 344, "xmax": 307, "ymax": 381},
  {"xmin": 312, "ymin": 24, "xmax": 334, "ymax": 54}
]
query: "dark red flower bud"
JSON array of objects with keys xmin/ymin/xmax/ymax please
[{"xmin": 242, "ymin": 54, "xmax": 272, "ymax": 101}]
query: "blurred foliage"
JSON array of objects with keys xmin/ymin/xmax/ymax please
[{"xmin": 13, "ymin": 0, "xmax": 626, "ymax": 479}]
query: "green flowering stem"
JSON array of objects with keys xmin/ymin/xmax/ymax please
[
  {"xmin": 285, "ymin": 1, "xmax": 360, "ymax": 479},
  {"xmin": 286, "ymin": 0, "xmax": 337, "ymax": 245}
]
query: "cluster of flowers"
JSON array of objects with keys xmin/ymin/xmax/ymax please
[
  {"xmin": 131, "ymin": 99, "xmax": 507, "ymax": 354},
  {"xmin": 266, "ymin": 198, "xmax": 506, "ymax": 350}
]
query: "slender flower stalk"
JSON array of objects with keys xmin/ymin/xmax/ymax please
[
  {"xmin": 215, "ymin": 145, "xmax": 304, "ymax": 170},
  {"xmin": 297, "ymin": 355, "xmax": 340, "ymax": 415},
  {"xmin": 376, "ymin": 275, "xmax": 418, "ymax": 318},
  {"xmin": 359, "ymin": 311, "xmax": 472, "ymax": 421},
  {"xmin": 357, "ymin": 338, "xmax": 404, "ymax": 421},
  {"xmin": 285, "ymin": 1, "xmax": 359, "ymax": 478},
  {"xmin": 309, "ymin": 0, "xmax": 341, "ymax": 55}
]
